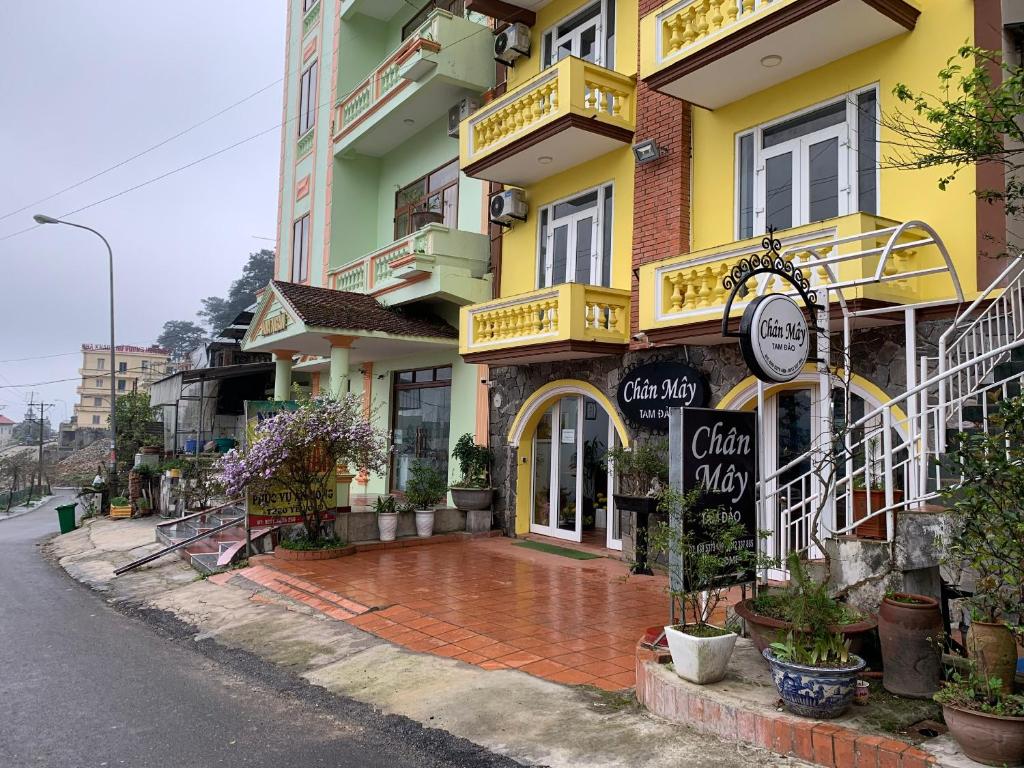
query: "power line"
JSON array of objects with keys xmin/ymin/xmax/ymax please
[
  {"xmin": 0, "ymin": 351, "xmax": 79, "ymax": 364},
  {"xmin": 0, "ymin": 78, "xmax": 283, "ymax": 225},
  {"xmin": 0, "ymin": 22, "xmax": 492, "ymax": 246}
]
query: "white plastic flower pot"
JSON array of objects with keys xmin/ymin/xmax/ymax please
[
  {"xmin": 378, "ymin": 512, "xmax": 399, "ymax": 542},
  {"xmin": 415, "ymin": 510, "xmax": 434, "ymax": 538},
  {"xmin": 664, "ymin": 624, "xmax": 738, "ymax": 685}
]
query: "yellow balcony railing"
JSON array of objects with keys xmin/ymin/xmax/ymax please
[
  {"xmin": 460, "ymin": 283, "xmax": 630, "ymax": 356},
  {"xmin": 639, "ymin": 214, "xmax": 949, "ymax": 332},
  {"xmin": 460, "ymin": 57, "xmax": 636, "ymax": 182},
  {"xmin": 640, "ymin": 0, "xmax": 919, "ymax": 108}
]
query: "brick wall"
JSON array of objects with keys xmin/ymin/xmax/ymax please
[{"xmin": 631, "ymin": 0, "xmax": 692, "ymax": 343}]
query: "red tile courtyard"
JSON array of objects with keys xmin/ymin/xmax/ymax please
[{"xmin": 219, "ymin": 537, "xmax": 691, "ymax": 691}]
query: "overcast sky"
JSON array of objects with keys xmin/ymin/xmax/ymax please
[{"xmin": 0, "ymin": 1, "xmax": 285, "ymax": 426}]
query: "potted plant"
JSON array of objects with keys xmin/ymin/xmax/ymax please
[
  {"xmin": 405, "ymin": 461, "xmax": 447, "ymax": 538},
  {"xmin": 762, "ymin": 555, "xmax": 867, "ymax": 718},
  {"xmin": 940, "ymin": 396, "xmax": 1024, "ymax": 693},
  {"xmin": 216, "ymin": 392, "xmax": 388, "ymax": 550},
  {"xmin": 935, "ymin": 667, "xmax": 1024, "ymax": 766},
  {"xmin": 376, "ymin": 494, "xmax": 399, "ymax": 542},
  {"xmin": 607, "ymin": 440, "xmax": 668, "ymax": 574},
  {"xmin": 109, "ymin": 495, "xmax": 132, "ymax": 519},
  {"xmin": 877, "ymin": 591, "xmax": 944, "ymax": 699},
  {"xmin": 449, "ymin": 433, "xmax": 494, "ymax": 514},
  {"xmin": 649, "ymin": 488, "xmax": 775, "ymax": 684},
  {"xmin": 733, "ymin": 584, "xmax": 876, "ymax": 656}
]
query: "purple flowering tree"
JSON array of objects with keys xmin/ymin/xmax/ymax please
[{"xmin": 216, "ymin": 394, "xmax": 388, "ymax": 543}]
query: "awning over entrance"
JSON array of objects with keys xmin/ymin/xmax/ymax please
[
  {"xmin": 242, "ymin": 280, "xmax": 458, "ymax": 361},
  {"xmin": 241, "ymin": 280, "xmax": 459, "ymax": 399}
]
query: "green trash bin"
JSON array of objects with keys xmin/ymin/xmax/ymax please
[{"xmin": 55, "ymin": 503, "xmax": 77, "ymax": 534}]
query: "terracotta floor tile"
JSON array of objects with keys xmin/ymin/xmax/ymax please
[
  {"xmin": 520, "ymin": 659, "xmax": 569, "ymax": 677},
  {"xmin": 604, "ymin": 670, "xmax": 636, "ymax": 688},
  {"xmin": 479, "ymin": 660, "xmax": 509, "ymax": 671},
  {"xmin": 455, "ymin": 634, "xmax": 493, "ymax": 652},
  {"xmin": 575, "ymin": 660, "xmax": 630, "ymax": 678},
  {"xmin": 495, "ymin": 651, "xmax": 544, "ymax": 669},
  {"xmin": 579, "ymin": 645, "xmax": 623, "ymax": 661},
  {"xmin": 549, "ymin": 652, "xmax": 598, "ymax": 668},
  {"xmin": 453, "ymin": 651, "xmax": 488, "ymax": 664},
  {"xmin": 431, "ymin": 644, "xmax": 468, "ymax": 658},
  {"xmin": 590, "ymin": 678, "xmax": 627, "ymax": 692},
  {"xmin": 477, "ymin": 641, "xmax": 519, "ymax": 660},
  {"xmin": 547, "ymin": 669, "xmax": 597, "ymax": 686},
  {"xmin": 607, "ymin": 654, "xmax": 636, "ymax": 670}
]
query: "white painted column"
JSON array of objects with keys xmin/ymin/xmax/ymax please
[
  {"xmin": 327, "ymin": 336, "xmax": 354, "ymax": 398},
  {"xmin": 273, "ymin": 351, "xmax": 294, "ymax": 401}
]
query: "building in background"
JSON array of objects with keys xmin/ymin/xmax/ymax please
[
  {"xmin": 72, "ymin": 344, "xmax": 171, "ymax": 431},
  {"xmin": 0, "ymin": 415, "xmax": 14, "ymax": 448},
  {"xmin": 242, "ymin": 0, "xmax": 496, "ymax": 501}
]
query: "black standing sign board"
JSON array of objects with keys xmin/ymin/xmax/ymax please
[{"xmin": 676, "ymin": 407, "xmax": 758, "ymax": 591}]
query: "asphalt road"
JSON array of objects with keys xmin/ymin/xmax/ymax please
[{"xmin": 0, "ymin": 494, "xmax": 523, "ymax": 768}]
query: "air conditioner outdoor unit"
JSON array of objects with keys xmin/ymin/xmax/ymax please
[
  {"xmin": 489, "ymin": 189, "xmax": 527, "ymax": 226},
  {"xmin": 447, "ymin": 97, "xmax": 481, "ymax": 139},
  {"xmin": 494, "ymin": 23, "xmax": 531, "ymax": 65}
]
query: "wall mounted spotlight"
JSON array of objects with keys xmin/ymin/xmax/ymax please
[{"xmin": 632, "ymin": 138, "xmax": 667, "ymax": 165}]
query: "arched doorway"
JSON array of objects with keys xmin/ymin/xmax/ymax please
[
  {"xmin": 718, "ymin": 370, "xmax": 907, "ymax": 570},
  {"xmin": 508, "ymin": 381, "xmax": 630, "ymax": 550}
]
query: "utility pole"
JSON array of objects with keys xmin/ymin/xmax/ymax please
[{"xmin": 26, "ymin": 397, "xmax": 51, "ymax": 497}]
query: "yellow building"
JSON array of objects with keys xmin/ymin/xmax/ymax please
[
  {"xmin": 455, "ymin": 0, "xmax": 1015, "ymax": 564},
  {"xmin": 72, "ymin": 344, "xmax": 171, "ymax": 430}
]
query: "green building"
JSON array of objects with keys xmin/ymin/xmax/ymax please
[{"xmin": 242, "ymin": 0, "xmax": 495, "ymax": 502}]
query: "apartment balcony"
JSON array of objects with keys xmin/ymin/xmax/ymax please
[
  {"xmin": 638, "ymin": 213, "xmax": 953, "ymax": 341},
  {"xmin": 332, "ymin": 10, "xmax": 492, "ymax": 158},
  {"xmin": 327, "ymin": 223, "xmax": 491, "ymax": 306},
  {"xmin": 460, "ymin": 283, "xmax": 630, "ymax": 364},
  {"xmin": 460, "ymin": 57, "xmax": 636, "ymax": 186},
  {"xmin": 640, "ymin": 0, "xmax": 919, "ymax": 109}
]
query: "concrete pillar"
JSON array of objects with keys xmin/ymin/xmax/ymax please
[
  {"xmin": 327, "ymin": 336, "xmax": 354, "ymax": 398},
  {"xmin": 273, "ymin": 351, "xmax": 294, "ymax": 401}
]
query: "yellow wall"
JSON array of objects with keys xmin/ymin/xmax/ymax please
[
  {"xmin": 689, "ymin": 0, "xmax": 979, "ymax": 295},
  {"xmin": 507, "ymin": 0, "xmax": 639, "ymax": 89},
  {"xmin": 499, "ymin": 146, "xmax": 636, "ymax": 297}
]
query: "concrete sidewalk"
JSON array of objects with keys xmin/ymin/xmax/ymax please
[{"xmin": 47, "ymin": 517, "xmax": 804, "ymax": 768}]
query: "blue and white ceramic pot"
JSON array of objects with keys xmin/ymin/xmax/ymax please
[{"xmin": 763, "ymin": 648, "xmax": 866, "ymax": 719}]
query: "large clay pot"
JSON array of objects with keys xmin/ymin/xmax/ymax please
[
  {"xmin": 942, "ymin": 704, "xmax": 1024, "ymax": 766},
  {"xmin": 878, "ymin": 593, "xmax": 943, "ymax": 699},
  {"xmin": 967, "ymin": 620, "xmax": 1018, "ymax": 694},
  {"xmin": 734, "ymin": 598, "xmax": 877, "ymax": 657}
]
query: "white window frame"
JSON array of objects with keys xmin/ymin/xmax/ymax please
[
  {"xmin": 734, "ymin": 86, "xmax": 879, "ymax": 240},
  {"xmin": 535, "ymin": 183, "xmax": 613, "ymax": 290},
  {"xmin": 542, "ymin": 0, "xmax": 611, "ymax": 69}
]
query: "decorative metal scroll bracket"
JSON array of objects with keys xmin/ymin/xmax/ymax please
[{"xmin": 719, "ymin": 227, "xmax": 826, "ymax": 363}]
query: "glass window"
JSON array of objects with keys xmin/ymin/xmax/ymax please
[
  {"xmin": 762, "ymin": 100, "xmax": 845, "ymax": 148},
  {"xmin": 291, "ymin": 214, "xmax": 310, "ymax": 282},
  {"xmin": 857, "ymin": 89, "xmax": 878, "ymax": 214},
  {"xmin": 808, "ymin": 136, "xmax": 840, "ymax": 222},
  {"xmin": 117, "ymin": 380, "xmax": 126, "ymax": 392},
  {"xmin": 93, "ymin": 397, "xmax": 102, "ymax": 407},
  {"xmin": 539, "ymin": 186, "xmax": 611, "ymax": 289},
  {"xmin": 92, "ymin": 415, "xmax": 100, "ymax": 425},
  {"xmin": 434, "ymin": 367, "xmax": 452, "ymax": 381},
  {"xmin": 97, "ymin": 358, "xmax": 106, "ymax": 370},
  {"xmin": 394, "ymin": 159, "xmax": 459, "ymax": 239},
  {"xmin": 547, "ymin": 2, "xmax": 603, "ymax": 66},
  {"xmin": 390, "ymin": 368, "xmax": 452, "ymax": 492},
  {"xmin": 118, "ymin": 361, "xmax": 127, "ymax": 373},
  {"xmin": 298, "ymin": 60, "xmax": 318, "ymax": 136},
  {"xmin": 765, "ymin": 153, "xmax": 793, "ymax": 231},
  {"xmin": 737, "ymin": 133, "xmax": 754, "ymax": 239},
  {"xmin": 302, "ymin": 0, "xmax": 318, "ymax": 11}
]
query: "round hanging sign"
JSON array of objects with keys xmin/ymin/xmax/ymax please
[
  {"xmin": 616, "ymin": 360, "xmax": 709, "ymax": 432},
  {"xmin": 739, "ymin": 294, "xmax": 810, "ymax": 383}
]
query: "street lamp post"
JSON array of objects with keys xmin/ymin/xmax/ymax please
[{"xmin": 33, "ymin": 214, "xmax": 118, "ymax": 493}]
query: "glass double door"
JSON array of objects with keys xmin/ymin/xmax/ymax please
[
  {"xmin": 756, "ymin": 123, "xmax": 848, "ymax": 233},
  {"xmin": 531, "ymin": 396, "xmax": 620, "ymax": 549}
]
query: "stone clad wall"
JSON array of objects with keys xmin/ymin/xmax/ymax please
[{"xmin": 485, "ymin": 319, "xmax": 950, "ymax": 536}]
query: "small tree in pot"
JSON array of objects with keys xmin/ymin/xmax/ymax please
[
  {"xmin": 406, "ymin": 461, "xmax": 448, "ymax": 538},
  {"xmin": 449, "ymin": 433, "xmax": 495, "ymax": 533},
  {"xmin": 934, "ymin": 665, "xmax": 1024, "ymax": 766},
  {"xmin": 649, "ymin": 487, "xmax": 774, "ymax": 684},
  {"xmin": 216, "ymin": 393, "xmax": 388, "ymax": 548},
  {"xmin": 606, "ymin": 440, "xmax": 668, "ymax": 574},
  {"xmin": 940, "ymin": 394, "xmax": 1024, "ymax": 695}
]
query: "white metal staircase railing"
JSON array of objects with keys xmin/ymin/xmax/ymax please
[{"xmin": 763, "ymin": 253, "xmax": 1024, "ymax": 568}]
